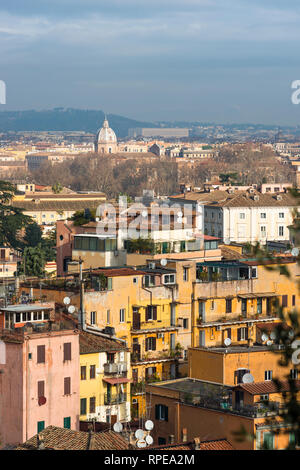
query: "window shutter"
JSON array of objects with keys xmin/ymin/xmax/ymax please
[
  {"xmin": 237, "ymin": 329, "xmax": 241, "ymax": 341},
  {"xmin": 153, "ymin": 306, "xmax": 157, "ymax": 320},
  {"xmin": 153, "ymin": 337, "xmax": 156, "ymax": 351},
  {"xmin": 245, "ymin": 328, "xmax": 248, "ymax": 340},
  {"xmin": 165, "ymin": 405, "xmax": 168, "ymax": 422},
  {"xmin": 37, "ymin": 345, "xmax": 45, "ymax": 364},
  {"xmin": 145, "ymin": 338, "xmax": 149, "ymax": 352},
  {"xmin": 64, "ymin": 343, "xmax": 71, "ymax": 361},
  {"xmin": 155, "ymin": 404, "xmax": 159, "ymax": 419},
  {"xmin": 64, "ymin": 377, "xmax": 71, "ymax": 395},
  {"xmin": 38, "ymin": 380, "xmax": 45, "ymax": 398},
  {"xmin": 146, "ymin": 306, "xmax": 150, "ymax": 321}
]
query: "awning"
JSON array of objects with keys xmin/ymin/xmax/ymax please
[
  {"xmin": 102, "ymin": 377, "xmax": 131, "ymax": 385},
  {"xmin": 238, "ymin": 293, "xmax": 277, "ymax": 299}
]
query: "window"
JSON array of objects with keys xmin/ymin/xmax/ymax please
[
  {"xmin": 279, "ymin": 212, "xmax": 284, "ymax": 218},
  {"xmin": 107, "ymin": 309, "xmax": 110, "ymax": 324},
  {"xmin": 90, "ymin": 397, "xmax": 96, "ymax": 414},
  {"xmin": 211, "ymin": 300, "xmax": 215, "ymax": 310},
  {"xmin": 239, "ymin": 213, "xmax": 245, "ymax": 219},
  {"xmin": 37, "ymin": 380, "xmax": 45, "ymax": 398},
  {"xmin": 260, "ymin": 394, "xmax": 269, "ymax": 402},
  {"xmin": 260, "ymin": 213, "xmax": 266, "ymax": 219},
  {"xmin": 226, "ymin": 328, "xmax": 231, "ymax": 340},
  {"xmin": 226, "ymin": 299, "xmax": 232, "ymax": 313},
  {"xmin": 146, "ymin": 305, "xmax": 157, "ymax": 321},
  {"xmin": 107, "ymin": 352, "xmax": 115, "ymax": 363},
  {"xmin": 183, "ymin": 319, "xmax": 189, "ymax": 329},
  {"xmin": 251, "ymin": 267, "xmax": 257, "ymax": 278},
  {"xmin": 158, "ymin": 437, "xmax": 166, "ymax": 445},
  {"xmin": 260, "ymin": 226, "xmax": 266, "ymax": 236},
  {"xmin": 63, "ymin": 342, "xmax": 71, "ymax": 361},
  {"xmin": 265, "ymin": 370, "xmax": 273, "ymax": 381},
  {"xmin": 282, "ymin": 295, "xmax": 288, "ymax": 308},
  {"xmin": 64, "ymin": 377, "xmax": 71, "ymax": 395},
  {"xmin": 80, "ymin": 398, "xmax": 87, "ymax": 415},
  {"xmin": 63, "ymin": 417, "xmax": 71, "ymax": 429},
  {"xmin": 37, "ymin": 345, "xmax": 45, "ymax": 364},
  {"xmin": 144, "ymin": 275, "xmax": 155, "ymax": 287},
  {"xmin": 81, "ymin": 366, "xmax": 87, "ymax": 380},
  {"xmin": 120, "ymin": 309, "xmax": 125, "ymax": 323},
  {"xmin": 163, "ymin": 274, "xmax": 175, "ymax": 284},
  {"xmin": 292, "ymin": 295, "xmax": 296, "ymax": 307},
  {"xmin": 257, "ymin": 298, "xmax": 262, "ymax": 314},
  {"xmin": 90, "ymin": 365, "xmax": 96, "ymax": 379},
  {"xmin": 37, "ymin": 421, "xmax": 45, "ymax": 433},
  {"xmin": 279, "ymin": 226, "xmax": 284, "ymax": 237},
  {"xmin": 237, "ymin": 327, "xmax": 248, "ymax": 341},
  {"xmin": 290, "ymin": 369, "xmax": 298, "ymax": 380},
  {"xmin": 145, "ymin": 336, "xmax": 156, "ymax": 352},
  {"xmin": 155, "ymin": 404, "xmax": 168, "ymax": 421},
  {"xmin": 90, "ymin": 311, "xmax": 96, "ymax": 325},
  {"xmin": 107, "ymin": 277, "xmax": 113, "ymax": 290},
  {"xmin": 183, "ymin": 267, "xmax": 189, "ymax": 282},
  {"xmin": 263, "ymin": 432, "xmax": 274, "ymax": 450},
  {"xmin": 28, "ymin": 352, "xmax": 32, "ymax": 360}
]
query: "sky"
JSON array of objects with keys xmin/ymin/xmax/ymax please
[{"xmin": 1, "ymin": 0, "xmax": 300, "ymax": 124}]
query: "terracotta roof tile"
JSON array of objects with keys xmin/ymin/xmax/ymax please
[
  {"xmin": 79, "ymin": 330, "xmax": 127, "ymax": 354},
  {"xmin": 237, "ymin": 380, "xmax": 300, "ymax": 395},
  {"xmin": 16, "ymin": 426, "xmax": 130, "ymax": 450},
  {"xmin": 150, "ymin": 438, "xmax": 234, "ymax": 451}
]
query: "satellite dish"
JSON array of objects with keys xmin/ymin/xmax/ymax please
[
  {"xmin": 135, "ymin": 429, "xmax": 144, "ymax": 440},
  {"xmin": 224, "ymin": 238, "xmax": 230, "ymax": 245},
  {"xmin": 113, "ymin": 422, "xmax": 123, "ymax": 433},
  {"xmin": 224, "ymin": 337, "xmax": 231, "ymax": 347},
  {"xmin": 63, "ymin": 297, "xmax": 70, "ymax": 305},
  {"xmin": 68, "ymin": 305, "xmax": 75, "ymax": 314},
  {"xmin": 292, "ymin": 247, "xmax": 299, "ymax": 257},
  {"xmin": 145, "ymin": 435, "xmax": 154, "ymax": 445},
  {"xmin": 160, "ymin": 259, "xmax": 167, "ymax": 267},
  {"xmin": 137, "ymin": 440, "xmax": 147, "ymax": 448},
  {"xmin": 261, "ymin": 333, "xmax": 269, "ymax": 342},
  {"xmin": 145, "ymin": 420, "xmax": 154, "ymax": 431},
  {"xmin": 270, "ymin": 331, "xmax": 277, "ymax": 341},
  {"xmin": 142, "ymin": 211, "xmax": 148, "ymax": 218},
  {"xmin": 177, "ymin": 211, "xmax": 183, "ymax": 218},
  {"xmin": 242, "ymin": 373, "xmax": 254, "ymax": 384},
  {"xmin": 267, "ymin": 340, "xmax": 273, "ymax": 346}
]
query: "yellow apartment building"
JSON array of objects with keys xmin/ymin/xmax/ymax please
[{"xmin": 79, "ymin": 330, "xmax": 131, "ymax": 425}]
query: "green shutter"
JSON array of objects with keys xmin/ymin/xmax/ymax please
[
  {"xmin": 37, "ymin": 421, "xmax": 45, "ymax": 433},
  {"xmin": 64, "ymin": 417, "xmax": 71, "ymax": 429}
]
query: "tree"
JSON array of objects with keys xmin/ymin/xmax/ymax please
[
  {"xmin": 0, "ymin": 181, "xmax": 32, "ymax": 250},
  {"xmin": 17, "ymin": 244, "xmax": 46, "ymax": 278},
  {"xmin": 52, "ymin": 182, "xmax": 63, "ymax": 194},
  {"xmin": 24, "ymin": 222, "xmax": 43, "ymax": 247}
]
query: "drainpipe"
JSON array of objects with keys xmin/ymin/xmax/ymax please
[{"xmin": 78, "ymin": 258, "xmax": 86, "ymax": 331}]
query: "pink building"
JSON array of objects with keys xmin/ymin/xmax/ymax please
[{"xmin": 0, "ymin": 324, "xmax": 80, "ymax": 448}]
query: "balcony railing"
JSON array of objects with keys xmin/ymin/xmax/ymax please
[
  {"xmin": 104, "ymin": 393, "xmax": 126, "ymax": 405},
  {"xmin": 179, "ymin": 392, "xmax": 281, "ymax": 417},
  {"xmin": 103, "ymin": 362, "xmax": 127, "ymax": 375}
]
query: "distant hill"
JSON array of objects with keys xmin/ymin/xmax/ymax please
[{"xmin": 0, "ymin": 108, "xmax": 155, "ymax": 138}]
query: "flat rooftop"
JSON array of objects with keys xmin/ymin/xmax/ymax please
[
  {"xmin": 0, "ymin": 304, "xmax": 53, "ymax": 313},
  {"xmin": 151, "ymin": 377, "xmax": 232, "ymax": 396}
]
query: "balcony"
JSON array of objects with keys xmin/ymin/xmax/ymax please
[
  {"xmin": 103, "ymin": 362, "xmax": 127, "ymax": 375},
  {"xmin": 104, "ymin": 393, "xmax": 126, "ymax": 405},
  {"xmin": 179, "ymin": 392, "xmax": 281, "ymax": 418}
]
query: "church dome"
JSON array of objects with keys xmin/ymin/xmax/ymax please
[{"xmin": 95, "ymin": 118, "xmax": 117, "ymax": 144}]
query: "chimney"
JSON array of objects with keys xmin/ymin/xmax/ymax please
[
  {"xmin": 182, "ymin": 428, "xmax": 188, "ymax": 442},
  {"xmin": 37, "ymin": 434, "xmax": 45, "ymax": 450},
  {"xmin": 193, "ymin": 437, "xmax": 201, "ymax": 450}
]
